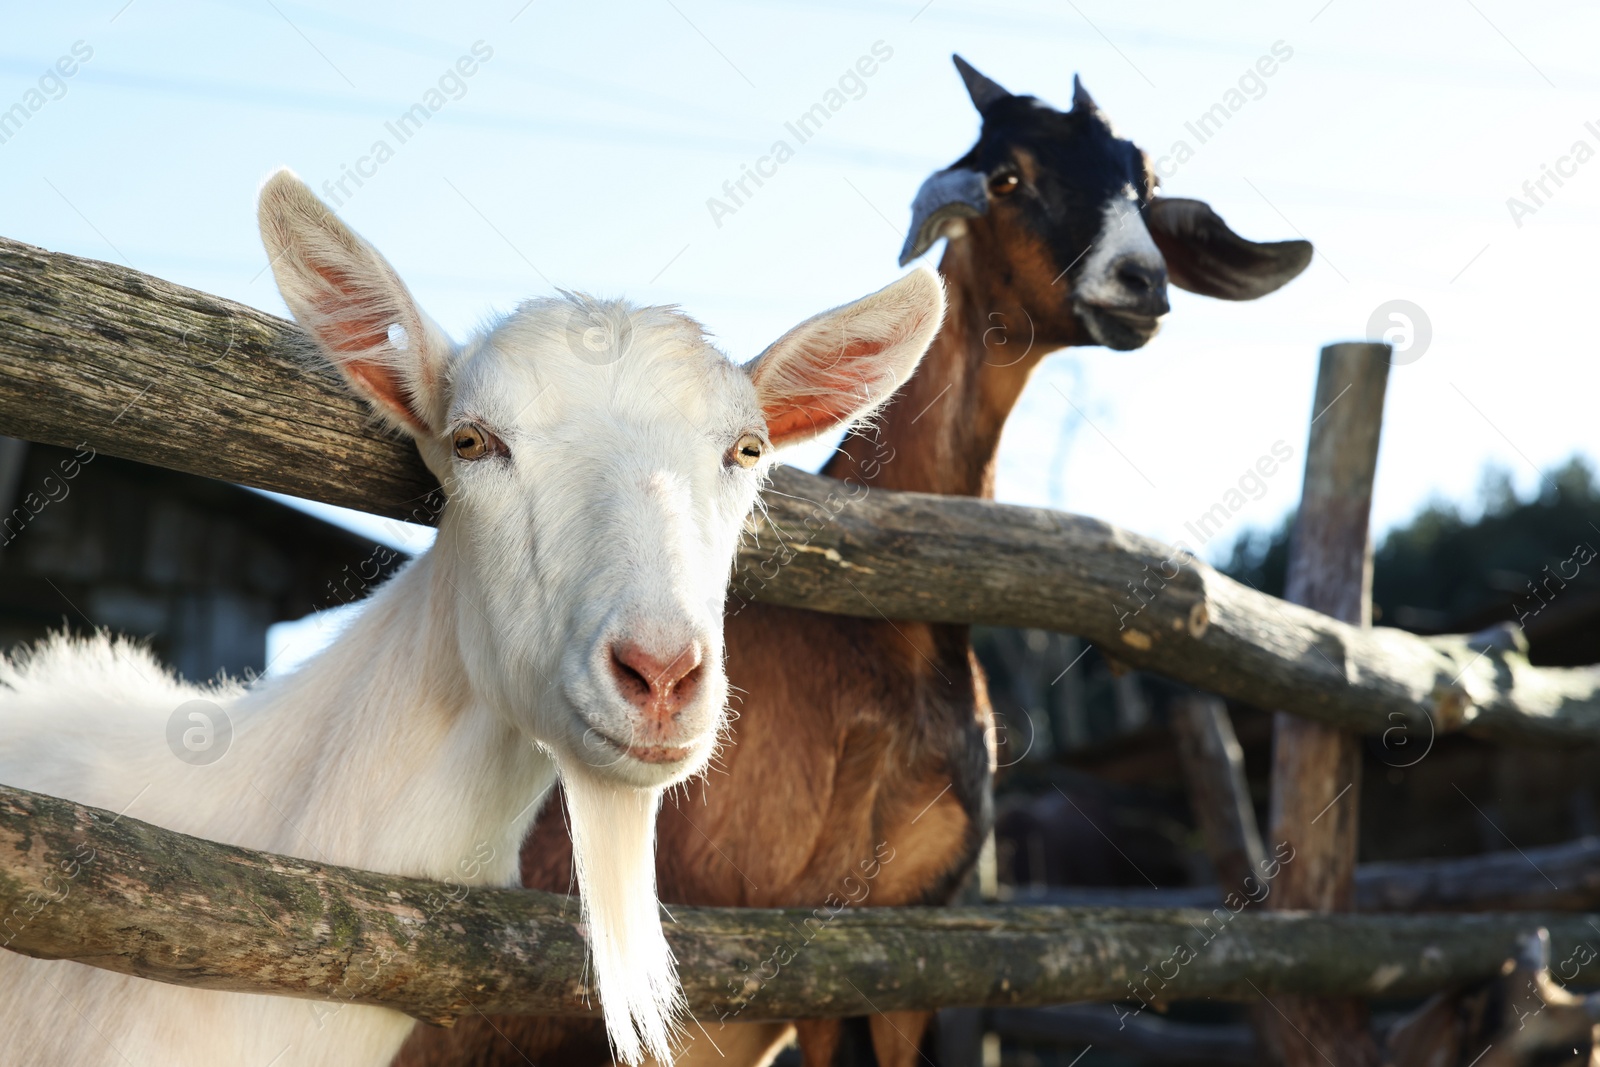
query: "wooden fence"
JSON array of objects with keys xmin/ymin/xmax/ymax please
[
  {"xmin": 7, "ymin": 782, "xmax": 1600, "ymax": 1023},
  {"xmin": 3, "ymin": 237, "xmax": 1597, "ymax": 747},
  {"xmin": 2, "ymin": 235, "xmax": 1598, "ymax": 1036}
]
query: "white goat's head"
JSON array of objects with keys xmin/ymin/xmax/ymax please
[{"xmin": 257, "ymin": 169, "xmax": 943, "ymax": 792}]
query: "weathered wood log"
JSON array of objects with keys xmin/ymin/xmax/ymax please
[
  {"xmin": 1005, "ymin": 835, "xmax": 1600, "ymax": 914},
  {"xmin": 0, "ymin": 238, "xmax": 439, "ymax": 521},
  {"xmin": 1264, "ymin": 342, "xmax": 1390, "ymax": 1066},
  {"xmin": 6, "ymin": 782, "xmax": 1600, "ymax": 1022},
  {"xmin": 988, "ymin": 1004, "xmax": 1260, "ymax": 1065},
  {"xmin": 1385, "ymin": 930, "xmax": 1600, "ymax": 1067},
  {"xmin": 735, "ymin": 470, "xmax": 1599, "ymax": 748},
  {"xmin": 1171, "ymin": 693, "xmax": 1266, "ymax": 894},
  {"xmin": 1172, "ymin": 691, "xmax": 1281, "ymax": 1061},
  {"xmin": 3, "ymin": 236, "xmax": 1600, "ymax": 746},
  {"xmin": 1355, "ymin": 837, "xmax": 1600, "ymax": 913}
]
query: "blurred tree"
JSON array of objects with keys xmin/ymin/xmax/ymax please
[{"xmin": 1221, "ymin": 455, "xmax": 1600, "ymax": 665}]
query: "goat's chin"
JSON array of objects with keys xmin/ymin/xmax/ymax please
[{"xmin": 1076, "ymin": 303, "xmax": 1163, "ymax": 351}]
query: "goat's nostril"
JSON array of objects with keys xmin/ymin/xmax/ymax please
[
  {"xmin": 608, "ymin": 648, "xmax": 653, "ymax": 703},
  {"xmin": 1116, "ymin": 258, "xmax": 1165, "ymax": 294},
  {"xmin": 675, "ymin": 661, "xmax": 705, "ymax": 705}
]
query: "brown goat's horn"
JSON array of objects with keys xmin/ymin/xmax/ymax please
[
  {"xmin": 952, "ymin": 54, "xmax": 1010, "ymax": 111},
  {"xmin": 1072, "ymin": 74, "xmax": 1098, "ymax": 112}
]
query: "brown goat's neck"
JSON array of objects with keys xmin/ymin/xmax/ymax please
[{"xmin": 822, "ymin": 243, "xmax": 1058, "ymax": 499}]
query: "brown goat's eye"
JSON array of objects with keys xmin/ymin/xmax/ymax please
[
  {"xmin": 729, "ymin": 433, "xmax": 765, "ymax": 469},
  {"xmin": 452, "ymin": 423, "xmax": 506, "ymax": 461},
  {"xmin": 989, "ymin": 172, "xmax": 1020, "ymax": 196}
]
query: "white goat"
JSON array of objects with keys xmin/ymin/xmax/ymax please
[{"xmin": 0, "ymin": 169, "xmax": 943, "ymax": 1067}]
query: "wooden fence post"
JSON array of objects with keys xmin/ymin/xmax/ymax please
[
  {"xmin": 1172, "ymin": 693, "xmax": 1266, "ymax": 892},
  {"xmin": 1260, "ymin": 342, "xmax": 1391, "ymax": 1067},
  {"xmin": 1172, "ymin": 691, "xmax": 1284, "ymax": 1059}
]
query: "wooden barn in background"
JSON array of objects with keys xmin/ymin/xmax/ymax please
[{"xmin": 0, "ymin": 437, "xmax": 394, "ymax": 681}]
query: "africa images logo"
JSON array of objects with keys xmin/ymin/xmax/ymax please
[{"xmin": 166, "ymin": 699, "xmax": 232, "ymax": 766}]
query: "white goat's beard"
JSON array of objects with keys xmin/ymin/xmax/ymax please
[{"xmin": 560, "ymin": 763, "xmax": 684, "ymax": 1065}]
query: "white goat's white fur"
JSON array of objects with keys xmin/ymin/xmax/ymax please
[{"xmin": 0, "ymin": 170, "xmax": 943, "ymax": 1067}]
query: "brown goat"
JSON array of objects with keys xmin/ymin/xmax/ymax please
[{"xmin": 393, "ymin": 55, "xmax": 1311, "ymax": 1067}]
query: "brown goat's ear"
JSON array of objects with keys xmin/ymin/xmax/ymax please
[
  {"xmin": 748, "ymin": 270, "xmax": 944, "ymax": 449},
  {"xmin": 258, "ymin": 168, "xmax": 452, "ymax": 436},
  {"xmin": 1144, "ymin": 197, "xmax": 1314, "ymax": 301}
]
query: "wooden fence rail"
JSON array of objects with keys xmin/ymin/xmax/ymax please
[
  {"xmin": 1008, "ymin": 836, "xmax": 1600, "ymax": 913},
  {"xmin": 4, "ymin": 782, "xmax": 1598, "ymax": 1023},
  {"xmin": 3, "ymin": 236, "xmax": 1599, "ymax": 746}
]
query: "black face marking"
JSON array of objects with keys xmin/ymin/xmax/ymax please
[{"xmin": 953, "ymin": 94, "xmax": 1154, "ymax": 289}]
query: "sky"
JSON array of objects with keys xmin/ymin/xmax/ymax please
[{"xmin": 4, "ymin": 0, "xmax": 1598, "ymax": 664}]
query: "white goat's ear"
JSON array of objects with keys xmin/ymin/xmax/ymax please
[
  {"xmin": 747, "ymin": 269, "xmax": 944, "ymax": 449},
  {"xmin": 258, "ymin": 168, "xmax": 450, "ymax": 435}
]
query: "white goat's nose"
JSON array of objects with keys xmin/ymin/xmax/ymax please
[{"xmin": 607, "ymin": 640, "xmax": 705, "ymax": 724}]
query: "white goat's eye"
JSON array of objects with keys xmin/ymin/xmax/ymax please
[
  {"xmin": 729, "ymin": 433, "xmax": 765, "ymax": 469},
  {"xmin": 452, "ymin": 423, "xmax": 507, "ymax": 461}
]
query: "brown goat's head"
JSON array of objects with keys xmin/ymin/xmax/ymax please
[{"xmin": 901, "ymin": 56, "xmax": 1313, "ymax": 351}]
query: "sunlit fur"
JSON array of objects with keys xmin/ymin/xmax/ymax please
[{"xmin": 0, "ymin": 171, "xmax": 941, "ymax": 1067}]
